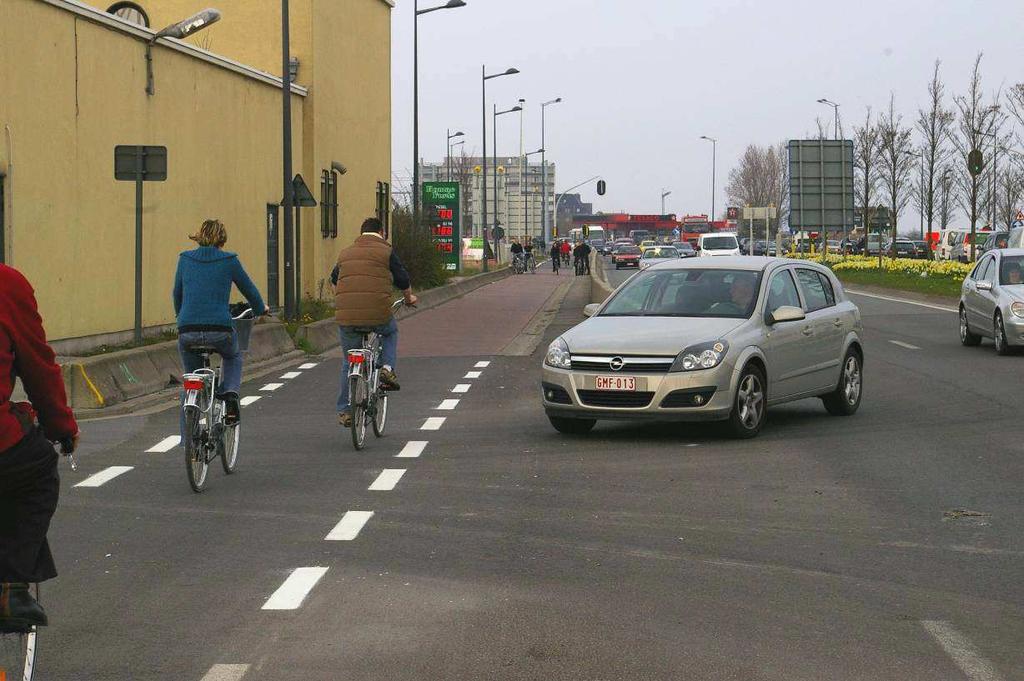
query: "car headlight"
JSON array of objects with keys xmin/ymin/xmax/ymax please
[
  {"xmin": 670, "ymin": 340, "xmax": 730, "ymax": 372},
  {"xmin": 544, "ymin": 337, "xmax": 572, "ymax": 369},
  {"xmin": 1012, "ymin": 302, "xmax": 1024, "ymax": 319}
]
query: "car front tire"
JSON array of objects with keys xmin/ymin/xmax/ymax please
[
  {"xmin": 960, "ymin": 306, "xmax": 981, "ymax": 346},
  {"xmin": 727, "ymin": 364, "xmax": 766, "ymax": 439},
  {"xmin": 994, "ymin": 312, "xmax": 1012, "ymax": 355},
  {"xmin": 822, "ymin": 349, "xmax": 862, "ymax": 416},
  {"xmin": 548, "ymin": 416, "xmax": 596, "ymax": 435}
]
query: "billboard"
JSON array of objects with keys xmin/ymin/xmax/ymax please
[
  {"xmin": 422, "ymin": 182, "xmax": 461, "ymax": 272},
  {"xmin": 788, "ymin": 140, "xmax": 854, "ymax": 232}
]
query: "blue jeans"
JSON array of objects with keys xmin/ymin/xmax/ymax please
[
  {"xmin": 179, "ymin": 330, "xmax": 240, "ymax": 439},
  {"xmin": 337, "ymin": 319, "xmax": 398, "ymax": 413}
]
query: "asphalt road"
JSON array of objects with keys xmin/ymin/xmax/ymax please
[{"xmin": 31, "ymin": 263, "xmax": 1024, "ymax": 680}]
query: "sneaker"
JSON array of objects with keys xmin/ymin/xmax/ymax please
[
  {"xmin": 338, "ymin": 412, "xmax": 352, "ymax": 428},
  {"xmin": 379, "ymin": 368, "xmax": 401, "ymax": 391},
  {"xmin": 0, "ymin": 583, "xmax": 47, "ymax": 631},
  {"xmin": 222, "ymin": 392, "xmax": 240, "ymax": 426}
]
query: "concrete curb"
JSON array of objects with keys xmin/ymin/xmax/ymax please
[{"xmin": 589, "ymin": 253, "xmax": 615, "ymax": 304}]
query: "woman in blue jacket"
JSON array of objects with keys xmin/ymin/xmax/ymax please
[{"xmin": 173, "ymin": 219, "xmax": 268, "ymax": 423}]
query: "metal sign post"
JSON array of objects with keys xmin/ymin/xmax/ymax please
[{"xmin": 114, "ymin": 145, "xmax": 167, "ymax": 343}]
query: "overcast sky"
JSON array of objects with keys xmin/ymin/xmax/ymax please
[{"xmin": 392, "ymin": 0, "xmax": 1023, "ymax": 220}]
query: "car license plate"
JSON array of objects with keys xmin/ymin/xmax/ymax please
[{"xmin": 595, "ymin": 375, "xmax": 637, "ymax": 391}]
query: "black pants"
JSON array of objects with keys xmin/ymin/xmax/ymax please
[{"xmin": 0, "ymin": 428, "xmax": 59, "ymax": 583}]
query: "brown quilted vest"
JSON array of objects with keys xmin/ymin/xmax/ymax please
[{"xmin": 334, "ymin": 234, "xmax": 394, "ymax": 327}]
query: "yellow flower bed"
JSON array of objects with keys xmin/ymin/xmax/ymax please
[{"xmin": 788, "ymin": 253, "xmax": 972, "ymax": 280}]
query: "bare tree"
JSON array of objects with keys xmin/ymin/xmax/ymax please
[
  {"xmin": 998, "ymin": 158, "xmax": 1024, "ymax": 228},
  {"xmin": 853, "ymin": 107, "xmax": 882, "ymax": 247},
  {"xmin": 878, "ymin": 94, "xmax": 915, "ymax": 259},
  {"xmin": 936, "ymin": 164, "xmax": 957, "ymax": 231},
  {"xmin": 724, "ymin": 143, "xmax": 788, "ymax": 238},
  {"xmin": 916, "ymin": 60, "xmax": 954, "ymax": 248},
  {"xmin": 949, "ymin": 53, "xmax": 1001, "ymax": 260}
]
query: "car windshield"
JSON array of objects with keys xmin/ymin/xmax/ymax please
[
  {"xmin": 999, "ymin": 255, "xmax": 1024, "ymax": 285},
  {"xmin": 600, "ymin": 268, "xmax": 762, "ymax": 318},
  {"xmin": 643, "ymin": 247, "xmax": 678, "ymax": 259},
  {"xmin": 702, "ymin": 236, "xmax": 738, "ymax": 250}
]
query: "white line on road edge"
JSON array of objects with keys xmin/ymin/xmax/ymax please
[
  {"xmin": 200, "ymin": 664, "xmax": 250, "ymax": 681},
  {"xmin": 146, "ymin": 436, "xmax": 180, "ymax": 453},
  {"xmin": 475, "ymin": 361, "xmax": 491, "ymax": 368},
  {"xmin": 397, "ymin": 441, "xmax": 428, "ymax": 458},
  {"xmin": 74, "ymin": 466, "xmax": 133, "ymax": 488},
  {"xmin": 260, "ymin": 383, "xmax": 284, "ymax": 391},
  {"xmin": 421, "ymin": 417, "xmax": 446, "ymax": 431},
  {"xmin": 889, "ymin": 339, "xmax": 922, "ymax": 350},
  {"xmin": 465, "ymin": 371, "xmax": 482, "ymax": 379},
  {"xmin": 846, "ymin": 289, "xmax": 958, "ymax": 313},
  {"xmin": 436, "ymin": 399, "xmax": 460, "ymax": 410},
  {"xmin": 325, "ymin": 511, "xmax": 374, "ymax": 540},
  {"xmin": 280, "ymin": 371, "xmax": 302, "ymax": 379},
  {"xmin": 261, "ymin": 567, "xmax": 328, "ymax": 610},
  {"xmin": 921, "ymin": 620, "xmax": 1005, "ymax": 681},
  {"xmin": 369, "ymin": 469, "xmax": 406, "ymax": 491},
  {"xmin": 298, "ymin": 363, "xmax": 318, "ymax": 370},
  {"xmin": 240, "ymin": 396, "xmax": 262, "ymax": 407},
  {"xmin": 452, "ymin": 384, "xmax": 471, "ymax": 394}
]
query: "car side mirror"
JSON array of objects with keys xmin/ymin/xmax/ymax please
[
  {"xmin": 976, "ymin": 281, "xmax": 993, "ymax": 291},
  {"xmin": 583, "ymin": 303, "xmax": 601, "ymax": 317},
  {"xmin": 768, "ymin": 305, "xmax": 806, "ymax": 325}
]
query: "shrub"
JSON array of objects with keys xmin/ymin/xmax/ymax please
[{"xmin": 390, "ymin": 206, "xmax": 448, "ymax": 290}]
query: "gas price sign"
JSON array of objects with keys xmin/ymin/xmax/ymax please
[{"xmin": 423, "ymin": 181, "xmax": 461, "ymax": 272}]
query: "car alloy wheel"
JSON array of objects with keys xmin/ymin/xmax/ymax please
[
  {"xmin": 736, "ymin": 373, "xmax": 764, "ymax": 431},
  {"xmin": 960, "ymin": 307, "xmax": 981, "ymax": 346},
  {"xmin": 994, "ymin": 313, "xmax": 1011, "ymax": 355},
  {"xmin": 842, "ymin": 355, "xmax": 861, "ymax": 406}
]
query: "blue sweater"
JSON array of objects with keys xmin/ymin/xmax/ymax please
[{"xmin": 173, "ymin": 247, "xmax": 267, "ymax": 330}]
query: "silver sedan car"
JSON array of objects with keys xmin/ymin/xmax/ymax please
[
  {"xmin": 959, "ymin": 247, "xmax": 1024, "ymax": 354},
  {"xmin": 541, "ymin": 257, "xmax": 865, "ymax": 438}
]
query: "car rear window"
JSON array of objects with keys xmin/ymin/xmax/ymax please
[
  {"xmin": 619, "ymin": 246, "xmax": 640, "ymax": 254},
  {"xmin": 702, "ymin": 236, "xmax": 738, "ymax": 250}
]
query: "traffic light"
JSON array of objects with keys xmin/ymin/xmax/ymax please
[
  {"xmin": 968, "ymin": 149, "xmax": 984, "ymax": 177},
  {"xmin": 597, "ymin": 180, "xmax": 606, "ymax": 196}
]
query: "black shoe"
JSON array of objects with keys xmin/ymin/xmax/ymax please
[
  {"xmin": 221, "ymin": 392, "xmax": 240, "ymax": 426},
  {"xmin": 379, "ymin": 368, "xmax": 401, "ymax": 391},
  {"xmin": 0, "ymin": 583, "xmax": 47, "ymax": 631}
]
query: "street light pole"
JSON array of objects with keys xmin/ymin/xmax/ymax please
[
  {"xmin": 493, "ymin": 102, "xmax": 522, "ymax": 253},
  {"xmin": 524, "ymin": 148, "xmax": 544, "ymax": 249},
  {"xmin": 661, "ymin": 189, "xmax": 672, "ymax": 215},
  {"xmin": 817, "ymin": 98, "xmax": 841, "ymax": 140},
  {"xmin": 552, "ymin": 175, "xmax": 602, "ymax": 237},
  {"xmin": 446, "ymin": 129, "xmax": 464, "ymax": 181},
  {"xmin": 413, "ymin": 1, "xmax": 466, "ymax": 237},
  {"xmin": 700, "ymin": 136, "xmax": 717, "ymax": 220},
  {"xmin": 541, "ymin": 97, "xmax": 562, "ymax": 240},
  {"xmin": 481, "ymin": 66, "xmax": 520, "ymax": 272}
]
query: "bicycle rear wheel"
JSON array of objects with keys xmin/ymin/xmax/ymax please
[
  {"xmin": 350, "ymin": 375, "xmax": 368, "ymax": 450},
  {"xmin": 372, "ymin": 390, "xmax": 388, "ymax": 437},
  {"xmin": 219, "ymin": 420, "xmax": 240, "ymax": 474},
  {"xmin": 184, "ymin": 408, "xmax": 209, "ymax": 492},
  {"xmin": 0, "ymin": 585, "xmax": 38, "ymax": 680}
]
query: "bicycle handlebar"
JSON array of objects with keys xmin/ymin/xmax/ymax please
[
  {"xmin": 392, "ymin": 298, "xmax": 417, "ymax": 311},
  {"xmin": 52, "ymin": 437, "xmax": 77, "ymax": 471}
]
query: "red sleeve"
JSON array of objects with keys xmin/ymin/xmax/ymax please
[{"xmin": 1, "ymin": 267, "xmax": 77, "ymax": 440}]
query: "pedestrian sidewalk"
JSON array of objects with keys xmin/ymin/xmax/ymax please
[{"xmin": 400, "ymin": 266, "xmax": 581, "ymax": 358}]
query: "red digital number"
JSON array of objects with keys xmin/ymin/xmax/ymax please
[{"xmin": 437, "ymin": 208, "xmax": 453, "ymax": 220}]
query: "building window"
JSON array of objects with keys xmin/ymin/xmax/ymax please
[
  {"xmin": 107, "ymin": 2, "xmax": 150, "ymax": 27},
  {"xmin": 321, "ymin": 170, "xmax": 338, "ymax": 238}
]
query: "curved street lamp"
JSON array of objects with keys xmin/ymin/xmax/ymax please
[{"xmin": 481, "ymin": 66, "xmax": 520, "ymax": 271}]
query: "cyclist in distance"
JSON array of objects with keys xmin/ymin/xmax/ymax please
[
  {"xmin": 509, "ymin": 239, "xmax": 524, "ymax": 271},
  {"xmin": 549, "ymin": 240, "xmax": 561, "ymax": 273},
  {"xmin": 523, "ymin": 238, "xmax": 535, "ymax": 271},
  {"xmin": 560, "ymin": 239, "xmax": 571, "ymax": 266},
  {"xmin": 173, "ymin": 219, "xmax": 268, "ymax": 426},
  {"xmin": 0, "ymin": 264, "xmax": 79, "ymax": 629},
  {"xmin": 331, "ymin": 217, "xmax": 418, "ymax": 428}
]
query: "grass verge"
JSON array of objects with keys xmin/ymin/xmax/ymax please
[{"xmin": 834, "ymin": 268, "xmax": 962, "ymax": 299}]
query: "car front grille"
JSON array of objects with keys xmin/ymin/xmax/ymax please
[
  {"xmin": 577, "ymin": 390, "xmax": 654, "ymax": 408},
  {"xmin": 571, "ymin": 356, "xmax": 675, "ymax": 373}
]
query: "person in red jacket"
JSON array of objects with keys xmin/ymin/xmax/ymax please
[{"xmin": 0, "ymin": 264, "xmax": 79, "ymax": 630}]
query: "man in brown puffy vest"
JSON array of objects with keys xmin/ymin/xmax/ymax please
[{"xmin": 330, "ymin": 217, "xmax": 418, "ymax": 428}]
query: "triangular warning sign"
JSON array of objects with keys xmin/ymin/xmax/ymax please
[
  {"xmin": 280, "ymin": 173, "xmax": 318, "ymax": 207},
  {"xmin": 1016, "ymin": 210, "xmax": 1024, "ymax": 222}
]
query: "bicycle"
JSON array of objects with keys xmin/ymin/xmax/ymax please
[
  {"xmin": 511, "ymin": 253, "xmax": 526, "ymax": 275},
  {"xmin": 575, "ymin": 257, "xmax": 587, "ymax": 276},
  {"xmin": 181, "ymin": 308, "xmax": 255, "ymax": 493},
  {"xmin": 0, "ymin": 440, "xmax": 75, "ymax": 681},
  {"xmin": 524, "ymin": 252, "xmax": 537, "ymax": 274},
  {"xmin": 551, "ymin": 254, "xmax": 560, "ymax": 274},
  {"xmin": 348, "ymin": 299, "xmax": 412, "ymax": 450}
]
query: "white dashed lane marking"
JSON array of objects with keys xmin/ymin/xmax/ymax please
[
  {"xmin": 421, "ymin": 417, "xmax": 446, "ymax": 431},
  {"xmin": 240, "ymin": 396, "xmax": 262, "ymax": 406},
  {"xmin": 298, "ymin": 363, "xmax": 319, "ymax": 369},
  {"xmin": 260, "ymin": 383, "xmax": 284, "ymax": 391},
  {"xmin": 397, "ymin": 441, "xmax": 428, "ymax": 458},
  {"xmin": 280, "ymin": 371, "xmax": 302, "ymax": 379},
  {"xmin": 464, "ymin": 371, "xmax": 482, "ymax": 379},
  {"xmin": 452, "ymin": 384, "xmax": 471, "ymax": 394},
  {"xmin": 474, "ymin": 361, "xmax": 491, "ymax": 368},
  {"xmin": 200, "ymin": 664, "xmax": 250, "ymax": 681},
  {"xmin": 889, "ymin": 339, "xmax": 921, "ymax": 350},
  {"xmin": 921, "ymin": 620, "xmax": 1005, "ymax": 681},
  {"xmin": 325, "ymin": 511, "xmax": 374, "ymax": 541},
  {"xmin": 261, "ymin": 567, "xmax": 328, "ymax": 610},
  {"xmin": 436, "ymin": 399, "xmax": 460, "ymax": 410},
  {"xmin": 74, "ymin": 466, "xmax": 133, "ymax": 488},
  {"xmin": 369, "ymin": 469, "xmax": 406, "ymax": 491},
  {"xmin": 146, "ymin": 436, "xmax": 180, "ymax": 452}
]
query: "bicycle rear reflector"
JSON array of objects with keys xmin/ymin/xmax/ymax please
[
  {"xmin": 183, "ymin": 379, "xmax": 205, "ymax": 391},
  {"xmin": 347, "ymin": 353, "xmax": 365, "ymax": 364}
]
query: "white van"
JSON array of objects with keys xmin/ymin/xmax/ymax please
[
  {"xmin": 937, "ymin": 229, "xmax": 968, "ymax": 261},
  {"xmin": 698, "ymin": 232, "xmax": 741, "ymax": 257}
]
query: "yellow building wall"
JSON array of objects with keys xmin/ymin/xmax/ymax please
[{"xmin": 0, "ymin": 0, "xmax": 305, "ymax": 341}]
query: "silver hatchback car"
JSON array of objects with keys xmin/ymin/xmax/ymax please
[
  {"xmin": 959, "ymin": 247, "xmax": 1024, "ymax": 354},
  {"xmin": 541, "ymin": 257, "xmax": 865, "ymax": 438}
]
